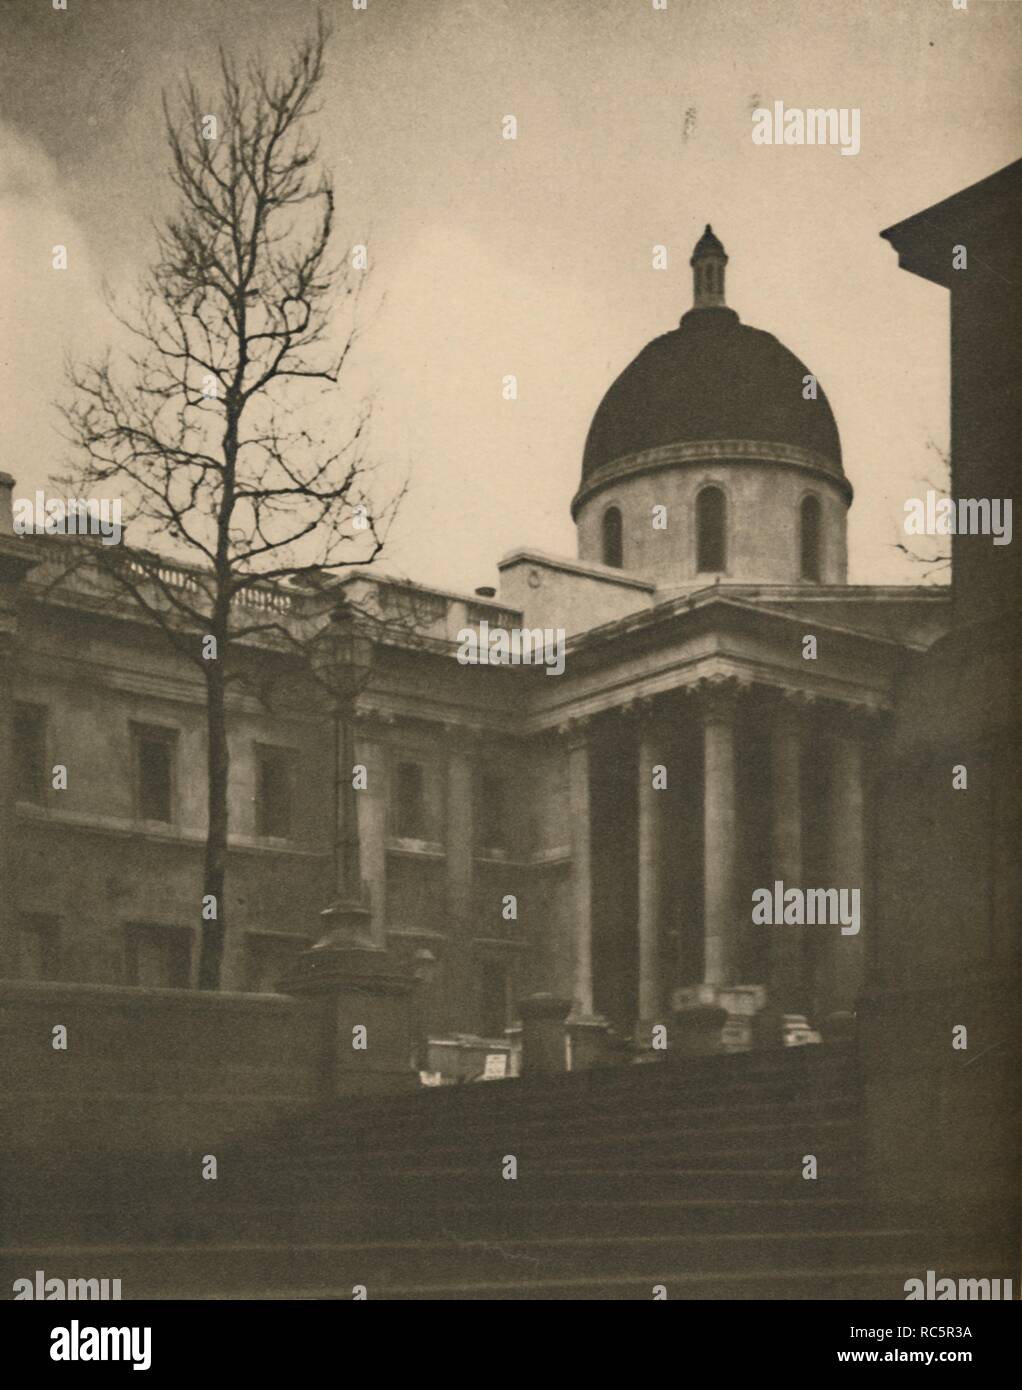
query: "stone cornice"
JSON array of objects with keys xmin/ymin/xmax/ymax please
[
  {"xmin": 562, "ymin": 590, "xmax": 936, "ymax": 674},
  {"xmin": 0, "ymin": 978, "xmax": 307, "ymax": 1011},
  {"xmin": 571, "ymin": 438, "xmax": 853, "ymax": 516},
  {"xmin": 524, "ymin": 655, "xmax": 891, "ymax": 737},
  {"xmin": 15, "ymin": 649, "xmax": 327, "ymax": 721},
  {"xmin": 15, "ymin": 803, "xmax": 327, "ymax": 857},
  {"xmin": 352, "ymin": 701, "xmax": 522, "ymax": 742}
]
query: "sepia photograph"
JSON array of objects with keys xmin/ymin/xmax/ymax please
[{"xmin": 0, "ymin": 0, "xmax": 1019, "ymax": 1358}]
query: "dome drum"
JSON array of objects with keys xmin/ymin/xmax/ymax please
[{"xmin": 574, "ymin": 226, "xmax": 850, "ymax": 590}]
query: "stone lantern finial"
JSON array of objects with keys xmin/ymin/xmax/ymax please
[{"xmin": 690, "ymin": 223, "xmax": 728, "ymax": 310}]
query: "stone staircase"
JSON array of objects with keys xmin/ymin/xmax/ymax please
[{"xmin": 0, "ymin": 1044, "xmax": 989, "ymax": 1300}]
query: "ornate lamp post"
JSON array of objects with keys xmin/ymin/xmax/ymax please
[
  {"xmin": 315, "ymin": 595, "xmax": 375, "ymax": 950},
  {"xmin": 281, "ymin": 593, "xmax": 419, "ymax": 1096}
]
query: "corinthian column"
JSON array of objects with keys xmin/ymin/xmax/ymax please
[
  {"xmin": 698, "ymin": 679, "xmax": 739, "ymax": 987},
  {"xmin": 770, "ymin": 692, "xmax": 805, "ymax": 1013},
  {"xmin": 821, "ymin": 715, "xmax": 868, "ymax": 1024},
  {"xmin": 559, "ymin": 716, "xmax": 613, "ymax": 1069},
  {"xmin": 637, "ymin": 715, "xmax": 667, "ymax": 1030},
  {"xmin": 562, "ymin": 718, "xmax": 594, "ymax": 1016}
]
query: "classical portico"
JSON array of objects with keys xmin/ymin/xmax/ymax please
[{"xmin": 545, "ymin": 643, "xmax": 884, "ymax": 1050}]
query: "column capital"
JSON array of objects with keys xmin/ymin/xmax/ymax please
[
  {"xmin": 635, "ymin": 692, "xmax": 665, "ymax": 720},
  {"xmin": 605, "ymin": 692, "xmax": 668, "ymax": 729},
  {"xmin": 611, "ymin": 696, "xmax": 639, "ymax": 722},
  {"xmin": 351, "ymin": 702, "xmax": 397, "ymax": 733},
  {"xmin": 824, "ymin": 698, "xmax": 889, "ymax": 742},
  {"xmin": 764, "ymin": 685, "xmax": 815, "ymax": 728},
  {"xmin": 689, "ymin": 674, "xmax": 750, "ymax": 723},
  {"xmin": 556, "ymin": 713, "xmax": 593, "ymax": 748}
]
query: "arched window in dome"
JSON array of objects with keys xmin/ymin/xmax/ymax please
[
  {"xmin": 800, "ymin": 494, "xmax": 822, "ymax": 582},
  {"xmin": 696, "ymin": 486, "xmax": 726, "ymax": 573},
  {"xmin": 602, "ymin": 506, "xmax": 624, "ymax": 568}
]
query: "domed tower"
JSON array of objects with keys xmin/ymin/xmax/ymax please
[{"xmin": 573, "ymin": 226, "xmax": 851, "ymax": 588}]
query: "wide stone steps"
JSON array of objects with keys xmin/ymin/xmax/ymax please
[
  {"xmin": 296, "ymin": 1051, "xmax": 857, "ymax": 1116},
  {"xmin": 3, "ymin": 1195, "xmax": 882, "ymax": 1247},
  {"xmin": 255, "ymin": 1113, "xmax": 856, "ymax": 1160},
  {"xmin": 229, "ymin": 1136, "xmax": 857, "ymax": 1181},
  {"xmin": 230, "ymin": 1167, "xmax": 862, "ymax": 1209},
  {"xmin": 138, "ymin": 1267, "xmax": 948, "ymax": 1301},
  {"xmin": 0, "ymin": 1228, "xmax": 940, "ymax": 1300},
  {"xmin": 301, "ymin": 1072, "xmax": 859, "ymax": 1130},
  {"xmin": 3, "ymin": 1044, "xmax": 936, "ymax": 1299}
]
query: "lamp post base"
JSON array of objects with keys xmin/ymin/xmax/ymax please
[{"xmin": 281, "ymin": 898, "xmax": 419, "ymax": 1098}]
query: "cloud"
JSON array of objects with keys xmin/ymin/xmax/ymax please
[{"xmin": 0, "ymin": 124, "xmax": 107, "ymax": 490}]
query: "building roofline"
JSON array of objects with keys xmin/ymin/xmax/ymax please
[
  {"xmin": 561, "ymin": 585, "xmax": 946, "ymax": 666},
  {"xmin": 497, "ymin": 547, "xmax": 655, "ymax": 592},
  {"xmin": 881, "ymin": 157, "xmax": 1022, "ymax": 287}
]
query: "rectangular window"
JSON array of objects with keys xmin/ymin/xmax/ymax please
[
  {"xmin": 20, "ymin": 915, "xmax": 60, "ymax": 981},
  {"xmin": 395, "ymin": 760, "xmax": 427, "ymax": 839},
  {"xmin": 14, "ymin": 704, "xmax": 47, "ymax": 804},
  {"xmin": 476, "ymin": 771, "xmax": 508, "ymax": 850},
  {"xmin": 133, "ymin": 724, "xmax": 177, "ymax": 824},
  {"xmin": 125, "ymin": 924, "xmax": 192, "ymax": 989},
  {"xmin": 256, "ymin": 746, "xmax": 294, "ymax": 839}
]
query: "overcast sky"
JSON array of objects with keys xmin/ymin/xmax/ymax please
[{"xmin": 2, "ymin": 0, "xmax": 1019, "ymax": 591}]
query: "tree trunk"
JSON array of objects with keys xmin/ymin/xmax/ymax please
[{"xmin": 198, "ymin": 657, "xmax": 230, "ymax": 990}]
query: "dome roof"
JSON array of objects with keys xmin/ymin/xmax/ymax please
[{"xmin": 580, "ymin": 228, "xmax": 843, "ymax": 485}]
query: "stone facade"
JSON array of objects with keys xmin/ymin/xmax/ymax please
[{"xmin": 0, "ymin": 225, "xmax": 972, "ymax": 1067}]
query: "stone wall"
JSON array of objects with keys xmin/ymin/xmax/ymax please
[
  {"xmin": 498, "ymin": 548, "xmax": 654, "ymax": 635},
  {"xmin": 0, "ymin": 979, "xmax": 326, "ymax": 1156},
  {"xmin": 859, "ymin": 972, "xmax": 1020, "ymax": 1252}
]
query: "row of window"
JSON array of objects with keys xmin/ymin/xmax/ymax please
[
  {"xmin": 601, "ymin": 489, "xmax": 824, "ymax": 581},
  {"xmin": 19, "ymin": 915, "xmax": 304, "ymax": 993},
  {"xmin": 14, "ymin": 706, "xmax": 511, "ymax": 849},
  {"xmin": 15, "ymin": 707, "xmax": 298, "ymax": 837},
  {"xmin": 394, "ymin": 760, "xmax": 508, "ymax": 847}
]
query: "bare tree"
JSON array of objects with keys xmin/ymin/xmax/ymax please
[{"xmin": 56, "ymin": 16, "xmax": 398, "ymax": 989}]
